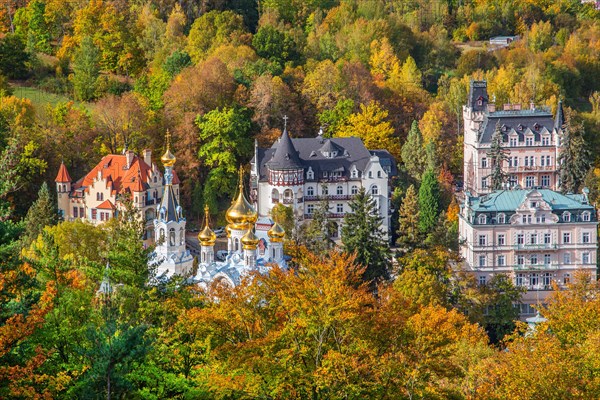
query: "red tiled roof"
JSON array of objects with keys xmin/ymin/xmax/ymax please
[
  {"xmin": 96, "ymin": 199, "xmax": 116, "ymax": 209},
  {"xmin": 172, "ymin": 169, "xmax": 180, "ymax": 185},
  {"xmin": 74, "ymin": 153, "xmax": 153, "ymax": 195},
  {"xmin": 55, "ymin": 162, "xmax": 72, "ymax": 183}
]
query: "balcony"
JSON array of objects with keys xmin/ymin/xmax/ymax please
[
  {"xmin": 282, "ymin": 198, "xmax": 294, "ymax": 204},
  {"xmin": 304, "ymin": 194, "xmax": 355, "ymax": 201},
  {"xmin": 506, "ymin": 165, "xmax": 555, "ymax": 173},
  {"xmin": 514, "ymin": 243, "xmax": 558, "ymax": 250},
  {"xmin": 304, "ymin": 213, "xmax": 345, "ymax": 219},
  {"xmin": 513, "ymin": 263, "xmax": 558, "ymax": 271}
]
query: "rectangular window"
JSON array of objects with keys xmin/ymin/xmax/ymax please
[
  {"xmin": 563, "ymin": 252, "xmax": 571, "ymax": 264},
  {"xmin": 583, "ymin": 232, "xmax": 590, "ymax": 243},
  {"xmin": 100, "ymin": 212, "xmax": 105, "ymax": 221},
  {"xmin": 73, "ymin": 207, "xmax": 78, "ymax": 218},
  {"xmin": 530, "ymin": 234, "xmax": 537, "ymax": 245},
  {"xmin": 479, "ymin": 275, "xmax": 487, "ymax": 285},
  {"xmin": 564, "ymin": 273, "xmax": 571, "ymax": 284},
  {"xmin": 513, "ymin": 156, "xmax": 519, "ymax": 167},
  {"xmin": 526, "ymin": 176, "xmax": 535, "ymax": 188},
  {"xmin": 526, "ymin": 137, "xmax": 533, "ymax": 146},
  {"xmin": 336, "ymin": 203, "xmax": 343, "ymax": 213},
  {"xmin": 91, "ymin": 209, "xmax": 97, "ymax": 220},
  {"xmin": 546, "ymin": 155, "xmax": 551, "ymax": 166},
  {"xmin": 583, "ymin": 252, "xmax": 590, "ymax": 264},
  {"xmin": 516, "ymin": 274, "xmax": 524, "ymax": 286},
  {"xmin": 563, "ymin": 232, "xmax": 571, "ymax": 244},
  {"xmin": 510, "ymin": 137, "xmax": 517, "ymax": 147},
  {"xmin": 481, "ymin": 177, "xmax": 488, "ymax": 189},
  {"xmin": 544, "ymin": 254, "xmax": 551, "ymax": 265},
  {"xmin": 481, "ymin": 157, "xmax": 488, "ymax": 168},
  {"xmin": 541, "ymin": 175, "xmax": 550, "ymax": 187},
  {"xmin": 322, "ymin": 186, "xmax": 329, "ymax": 195},
  {"xmin": 79, "ymin": 207, "xmax": 84, "ymax": 218},
  {"xmin": 517, "ymin": 255, "xmax": 524, "ymax": 265},
  {"xmin": 544, "ymin": 233, "xmax": 551, "ymax": 244},
  {"xmin": 498, "ymin": 255, "xmax": 505, "ymax": 266},
  {"xmin": 498, "ymin": 234, "xmax": 505, "ymax": 246},
  {"xmin": 479, "ymin": 255, "xmax": 486, "ymax": 267},
  {"xmin": 531, "ymin": 273, "xmax": 539, "ymax": 286},
  {"xmin": 479, "ymin": 235, "xmax": 487, "ymax": 246},
  {"xmin": 542, "ymin": 137, "xmax": 550, "ymax": 146},
  {"xmin": 530, "ymin": 254, "xmax": 538, "ymax": 265},
  {"xmin": 517, "ymin": 234, "xmax": 524, "ymax": 245}
]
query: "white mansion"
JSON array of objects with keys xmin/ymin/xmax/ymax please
[
  {"xmin": 463, "ymin": 80, "xmax": 564, "ymax": 195},
  {"xmin": 250, "ymin": 127, "xmax": 397, "ymax": 239},
  {"xmin": 459, "ymin": 189, "xmax": 597, "ymax": 314}
]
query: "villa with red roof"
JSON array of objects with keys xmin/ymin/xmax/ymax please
[{"xmin": 55, "ymin": 149, "xmax": 180, "ymax": 243}]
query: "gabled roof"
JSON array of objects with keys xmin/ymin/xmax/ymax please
[
  {"xmin": 265, "ymin": 129, "xmax": 303, "ymax": 170},
  {"xmin": 97, "ymin": 199, "xmax": 116, "ymax": 210},
  {"xmin": 74, "ymin": 153, "xmax": 154, "ymax": 195},
  {"xmin": 55, "ymin": 162, "xmax": 72, "ymax": 183}
]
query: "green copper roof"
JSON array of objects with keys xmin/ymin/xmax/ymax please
[{"xmin": 468, "ymin": 189, "xmax": 593, "ymax": 212}]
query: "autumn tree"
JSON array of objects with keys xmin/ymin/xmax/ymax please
[
  {"xmin": 186, "ymin": 10, "xmax": 247, "ymax": 64},
  {"xmin": 336, "ymin": 101, "xmax": 400, "ymax": 160},
  {"xmin": 342, "ymin": 187, "xmax": 391, "ymax": 282},
  {"xmin": 270, "ymin": 203, "xmax": 294, "ymax": 239},
  {"xmin": 397, "ymin": 184, "xmax": 420, "ymax": 249},
  {"xmin": 298, "ymin": 195, "xmax": 335, "ymax": 256}
]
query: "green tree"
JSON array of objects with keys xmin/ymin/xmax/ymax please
[
  {"xmin": 401, "ymin": 120, "xmax": 427, "ymax": 181},
  {"xmin": 21, "ymin": 182, "xmax": 57, "ymax": 247},
  {"xmin": 481, "ymin": 274, "xmax": 525, "ymax": 344},
  {"xmin": 299, "ymin": 194, "xmax": 335, "ymax": 255},
  {"xmin": 252, "ymin": 24, "xmax": 299, "ymax": 67},
  {"xmin": 163, "ymin": 50, "xmax": 191, "ymax": 77},
  {"xmin": 397, "ymin": 184, "xmax": 420, "ymax": 249},
  {"xmin": 0, "ymin": 34, "xmax": 29, "ymax": 79},
  {"xmin": 317, "ymin": 98, "xmax": 354, "ymax": 137},
  {"xmin": 559, "ymin": 111, "xmax": 591, "ymax": 193},
  {"xmin": 72, "ymin": 36, "xmax": 100, "ymax": 101},
  {"xmin": 486, "ymin": 123, "xmax": 510, "ymax": 190},
  {"xmin": 186, "ymin": 10, "xmax": 246, "ymax": 64},
  {"xmin": 342, "ymin": 187, "xmax": 391, "ymax": 282},
  {"xmin": 418, "ymin": 169, "xmax": 440, "ymax": 234},
  {"xmin": 195, "ymin": 106, "xmax": 253, "ymax": 205}
]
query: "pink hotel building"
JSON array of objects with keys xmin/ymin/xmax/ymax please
[{"xmin": 460, "ymin": 81, "xmax": 598, "ymax": 316}]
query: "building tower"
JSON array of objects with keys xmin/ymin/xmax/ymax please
[
  {"xmin": 241, "ymin": 228, "xmax": 259, "ymax": 269},
  {"xmin": 267, "ymin": 222, "xmax": 285, "ymax": 262},
  {"xmin": 198, "ymin": 205, "xmax": 216, "ymax": 264},
  {"xmin": 153, "ymin": 131, "xmax": 193, "ymax": 276},
  {"xmin": 226, "ymin": 167, "xmax": 258, "ymax": 255},
  {"xmin": 463, "ymin": 80, "xmax": 489, "ymax": 193},
  {"xmin": 55, "ymin": 161, "xmax": 72, "ymax": 218}
]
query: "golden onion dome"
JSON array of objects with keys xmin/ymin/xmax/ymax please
[
  {"xmin": 267, "ymin": 222, "xmax": 285, "ymax": 242},
  {"xmin": 226, "ymin": 166, "xmax": 257, "ymax": 227},
  {"xmin": 161, "ymin": 129, "xmax": 177, "ymax": 167},
  {"xmin": 241, "ymin": 229, "xmax": 260, "ymax": 250},
  {"xmin": 198, "ymin": 205, "xmax": 216, "ymax": 246}
]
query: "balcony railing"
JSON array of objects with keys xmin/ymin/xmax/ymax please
[
  {"xmin": 304, "ymin": 213, "xmax": 345, "ymax": 219},
  {"xmin": 282, "ymin": 198, "xmax": 294, "ymax": 204},
  {"xmin": 304, "ymin": 194, "xmax": 355, "ymax": 201},
  {"xmin": 514, "ymin": 243, "xmax": 558, "ymax": 250}
]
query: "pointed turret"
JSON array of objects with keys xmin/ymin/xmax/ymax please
[
  {"xmin": 55, "ymin": 161, "xmax": 72, "ymax": 183},
  {"xmin": 266, "ymin": 127, "xmax": 303, "ymax": 170},
  {"xmin": 555, "ymin": 100, "xmax": 565, "ymax": 131}
]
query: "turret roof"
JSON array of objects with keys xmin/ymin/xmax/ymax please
[
  {"xmin": 55, "ymin": 162, "xmax": 72, "ymax": 183},
  {"xmin": 266, "ymin": 129, "xmax": 303, "ymax": 170}
]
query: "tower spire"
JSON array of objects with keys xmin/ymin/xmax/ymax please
[
  {"xmin": 283, "ymin": 114, "xmax": 288, "ymax": 131},
  {"xmin": 161, "ymin": 129, "xmax": 176, "ymax": 168}
]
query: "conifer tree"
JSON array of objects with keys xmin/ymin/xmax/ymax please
[
  {"xmin": 342, "ymin": 187, "xmax": 390, "ymax": 281},
  {"xmin": 558, "ymin": 111, "xmax": 591, "ymax": 193},
  {"xmin": 401, "ymin": 120, "xmax": 427, "ymax": 181},
  {"xmin": 486, "ymin": 123, "xmax": 510, "ymax": 190},
  {"xmin": 72, "ymin": 36, "xmax": 100, "ymax": 101},
  {"xmin": 300, "ymin": 193, "xmax": 335, "ymax": 255},
  {"xmin": 397, "ymin": 184, "xmax": 420, "ymax": 249},
  {"xmin": 22, "ymin": 182, "xmax": 57, "ymax": 247},
  {"xmin": 418, "ymin": 169, "xmax": 441, "ymax": 234}
]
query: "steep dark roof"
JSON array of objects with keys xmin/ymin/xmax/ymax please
[
  {"xmin": 256, "ymin": 136, "xmax": 397, "ymax": 181},
  {"xmin": 319, "ymin": 139, "xmax": 343, "ymax": 155},
  {"xmin": 478, "ymin": 109, "xmax": 555, "ymax": 144},
  {"xmin": 159, "ymin": 184, "xmax": 180, "ymax": 222},
  {"xmin": 265, "ymin": 129, "xmax": 303, "ymax": 170},
  {"xmin": 468, "ymin": 80, "xmax": 488, "ymax": 112}
]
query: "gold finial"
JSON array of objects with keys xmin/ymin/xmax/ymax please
[
  {"xmin": 226, "ymin": 165, "xmax": 257, "ymax": 229},
  {"xmin": 161, "ymin": 129, "xmax": 176, "ymax": 167},
  {"xmin": 241, "ymin": 228, "xmax": 259, "ymax": 250},
  {"xmin": 238, "ymin": 165, "xmax": 244, "ymax": 190},
  {"xmin": 198, "ymin": 204, "xmax": 216, "ymax": 246}
]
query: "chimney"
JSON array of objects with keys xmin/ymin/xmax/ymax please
[
  {"xmin": 487, "ymin": 103, "xmax": 496, "ymax": 113},
  {"xmin": 503, "ymin": 103, "xmax": 511, "ymax": 111},
  {"xmin": 143, "ymin": 149, "xmax": 152, "ymax": 166},
  {"xmin": 125, "ymin": 150, "xmax": 134, "ymax": 169},
  {"xmin": 513, "ymin": 103, "xmax": 521, "ymax": 111}
]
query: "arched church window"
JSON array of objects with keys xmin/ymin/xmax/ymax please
[
  {"xmin": 272, "ymin": 188, "xmax": 280, "ymax": 203},
  {"xmin": 235, "ymin": 238, "xmax": 239, "ymax": 252},
  {"xmin": 169, "ymin": 228, "xmax": 176, "ymax": 246},
  {"xmin": 159, "ymin": 228, "xmax": 165, "ymax": 243},
  {"xmin": 180, "ymin": 228, "xmax": 184, "ymax": 245}
]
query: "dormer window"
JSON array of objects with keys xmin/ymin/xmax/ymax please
[
  {"xmin": 562, "ymin": 211, "xmax": 571, "ymax": 222},
  {"xmin": 582, "ymin": 211, "xmax": 591, "ymax": 222},
  {"xmin": 351, "ymin": 167, "xmax": 358, "ymax": 179},
  {"xmin": 478, "ymin": 214, "xmax": 487, "ymax": 224},
  {"xmin": 497, "ymin": 213, "xmax": 505, "ymax": 224},
  {"xmin": 307, "ymin": 168, "xmax": 314, "ymax": 180}
]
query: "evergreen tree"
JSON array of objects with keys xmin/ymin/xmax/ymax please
[
  {"xmin": 300, "ymin": 194, "xmax": 335, "ymax": 255},
  {"xmin": 72, "ymin": 36, "xmax": 100, "ymax": 101},
  {"xmin": 418, "ymin": 169, "xmax": 441, "ymax": 234},
  {"xmin": 486, "ymin": 123, "xmax": 510, "ymax": 190},
  {"xmin": 481, "ymin": 274, "xmax": 525, "ymax": 344},
  {"xmin": 558, "ymin": 111, "xmax": 591, "ymax": 193},
  {"xmin": 22, "ymin": 182, "xmax": 57, "ymax": 247},
  {"xmin": 401, "ymin": 120, "xmax": 427, "ymax": 181},
  {"xmin": 341, "ymin": 187, "xmax": 391, "ymax": 282},
  {"xmin": 397, "ymin": 184, "xmax": 420, "ymax": 249}
]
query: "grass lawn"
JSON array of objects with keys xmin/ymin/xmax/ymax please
[{"xmin": 10, "ymin": 85, "xmax": 92, "ymax": 117}]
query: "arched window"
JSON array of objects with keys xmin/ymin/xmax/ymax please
[
  {"xmin": 336, "ymin": 185, "xmax": 343, "ymax": 195},
  {"xmin": 271, "ymin": 188, "xmax": 280, "ymax": 203},
  {"xmin": 235, "ymin": 238, "xmax": 240, "ymax": 252},
  {"xmin": 582, "ymin": 211, "xmax": 591, "ymax": 222},
  {"xmin": 307, "ymin": 186, "xmax": 314, "ymax": 196},
  {"xmin": 159, "ymin": 228, "xmax": 165, "ymax": 243},
  {"xmin": 370, "ymin": 185, "xmax": 379, "ymax": 195},
  {"xmin": 377, "ymin": 171, "xmax": 382, "ymax": 178},
  {"xmin": 497, "ymin": 213, "xmax": 505, "ymax": 224},
  {"xmin": 154, "ymin": 176, "xmax": 157, "ymax": 183},
  {"xmin": 562, "ymin": 211, "xmax": 571, "ymax": 222},
  {"xmin": 478, "ymin": 214, "xmax": 487, "ymax": 224},
  {"xmin": 179, "ymin": 228, "xmax": 184, "ymax": 245},
  {"xmin": 351, "ymin": 185, "xmax": 358, "ymax": 195},
  {"xmin": 307, "ymin": 168, "xmax": 314, "ymax": 180},
  {"xmin": 202, "ymin": 253, "xmax": 206, "ymax": 262},
  {"xmin": 351, "ymin": 168, "xmax": 358, "ymax": 179},
  {"xmin": 169, "ymin": 228, "xmax": 176, "ymax": 246}
]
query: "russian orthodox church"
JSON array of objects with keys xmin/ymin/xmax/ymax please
[
  {"xmin": 149, "ymin": 133, "xmax": 194, "ymax": 277},
  {"xmin": 192, "ymin": 167, "xmax": 287, "ymax": 288}
]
